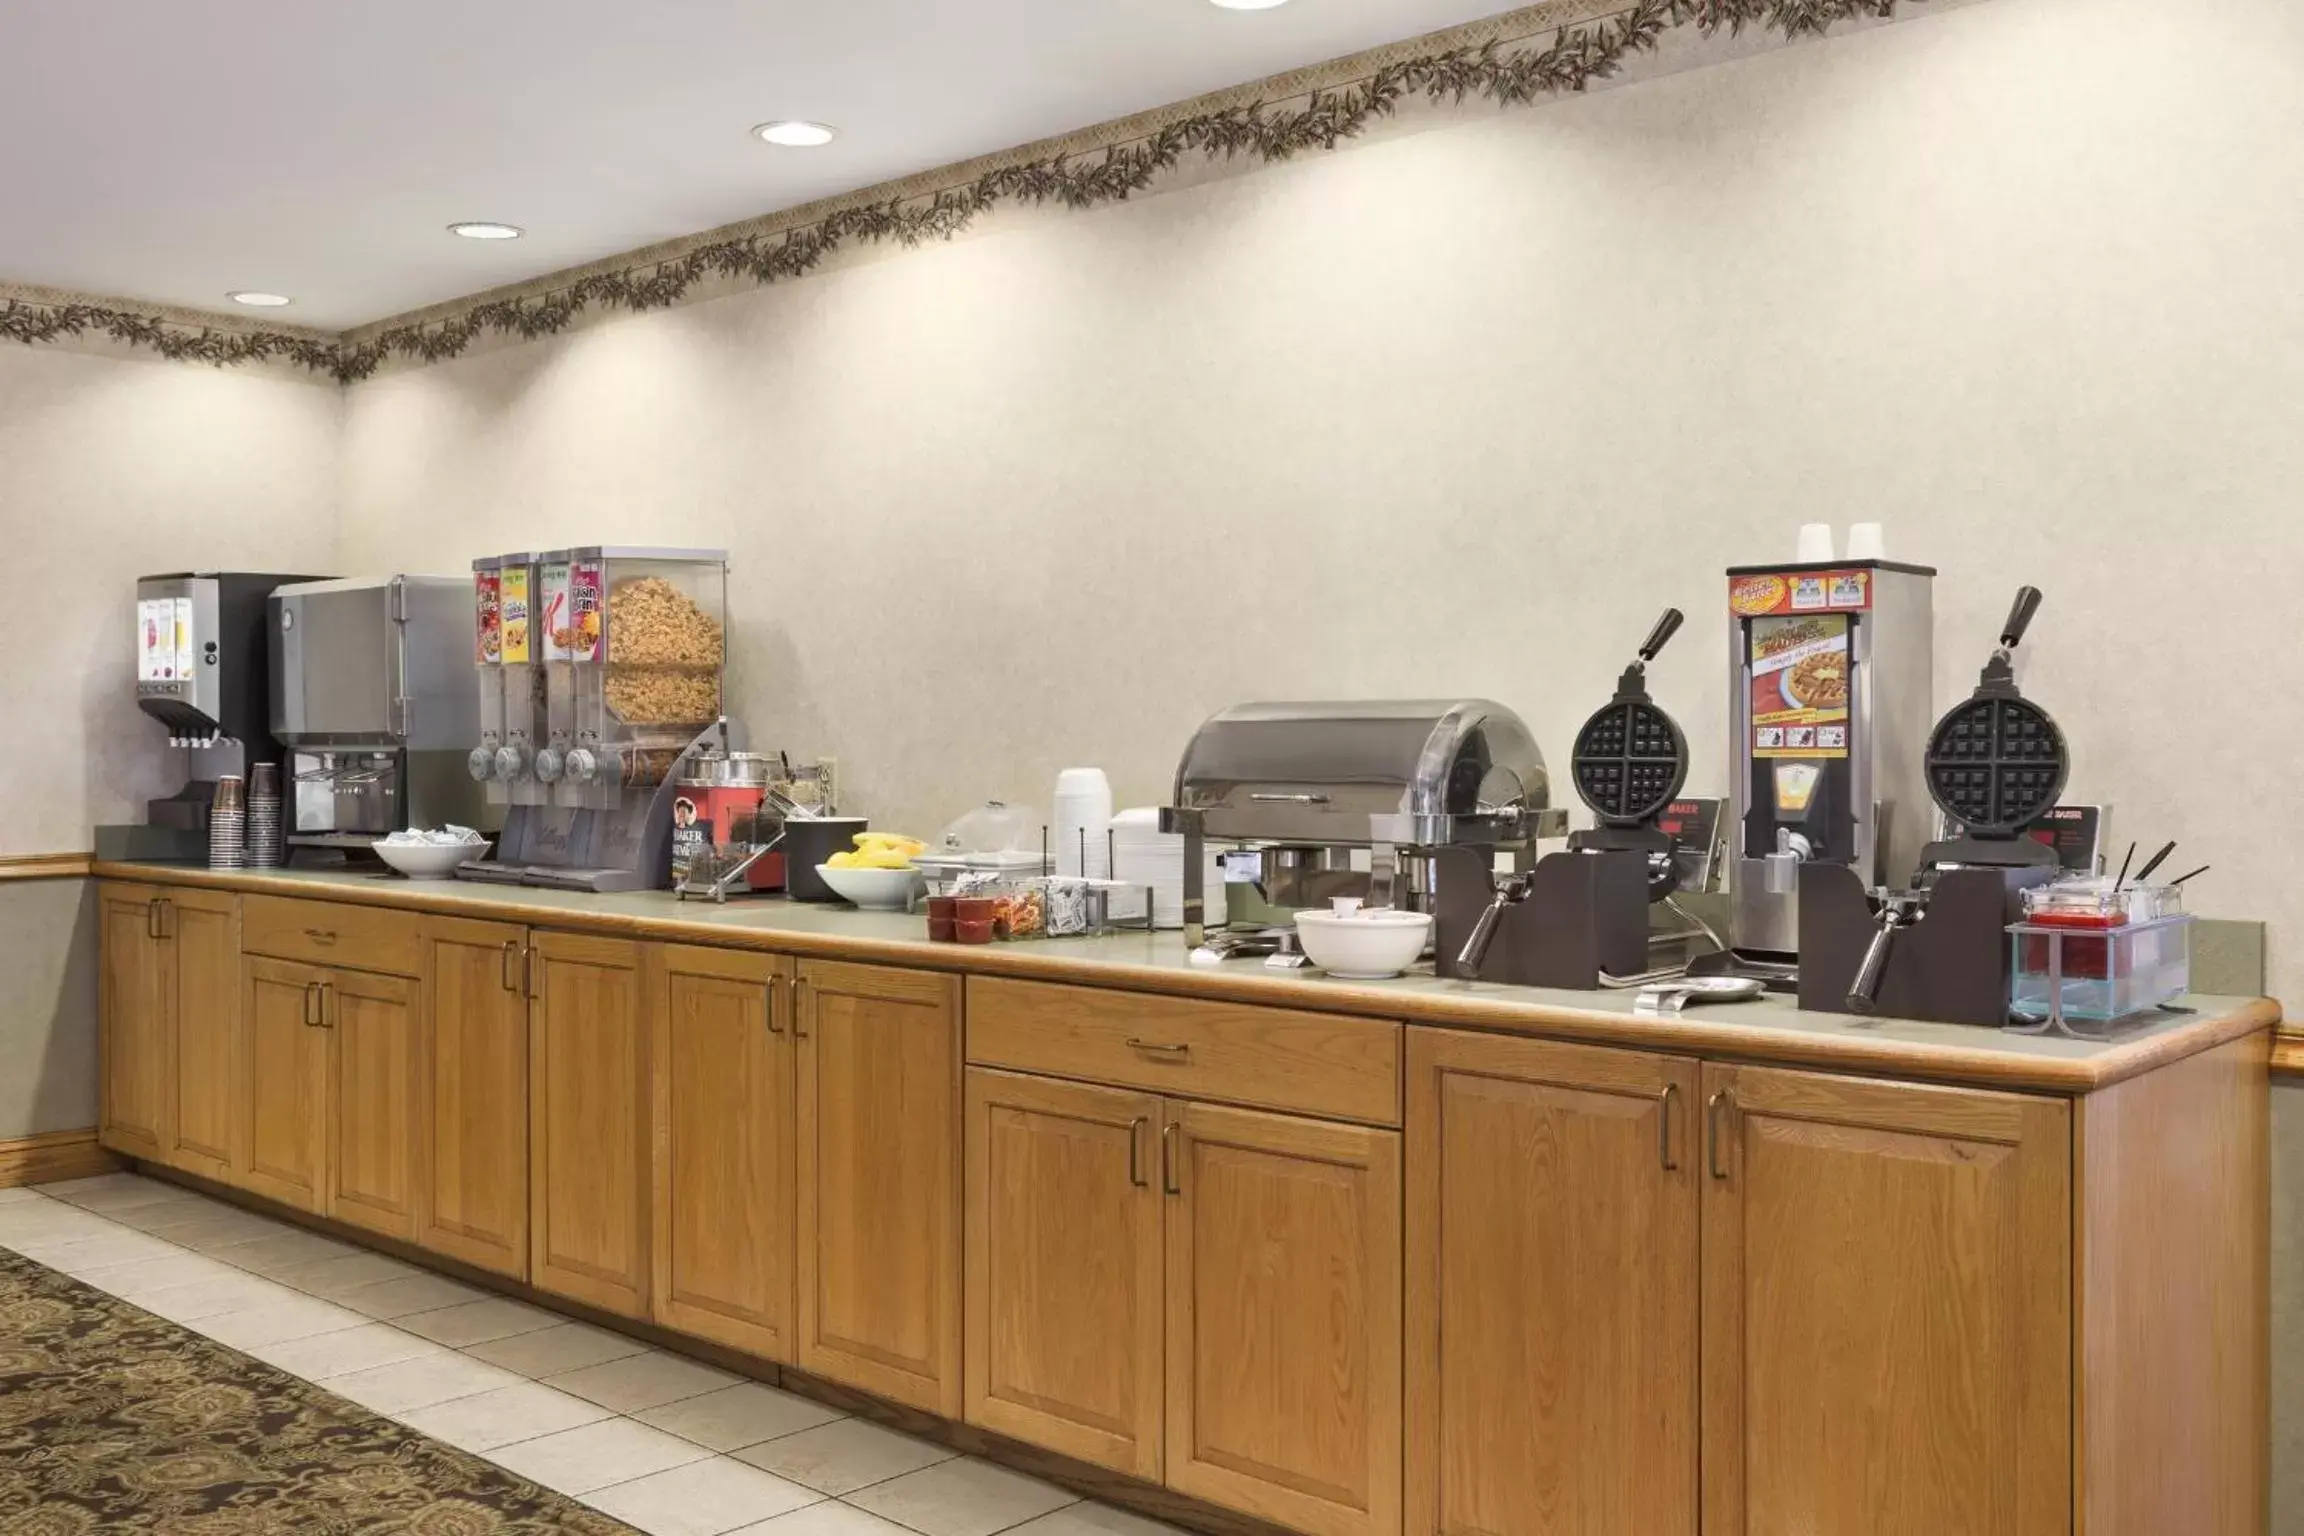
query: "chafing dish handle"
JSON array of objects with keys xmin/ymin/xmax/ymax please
[{"xmin": 1247, "ymin": 792, "xmax": 1331, "ymax": 804}]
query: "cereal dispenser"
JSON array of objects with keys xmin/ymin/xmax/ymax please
[
  {"xmin": 465, "ymin": 552, "xmax": 550, "ymax": 811},
  {"xmin": 461, "ymin": 546, "xmax": 735, "ymax": 891}
]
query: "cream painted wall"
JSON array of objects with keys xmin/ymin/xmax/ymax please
[
  {"xmin": 0, "ymin": 346, "xmax": 342, "ymax": 851},
  {"xmin": 338, "ymin": 0, "xmax": 2304, "ymax": 999}
]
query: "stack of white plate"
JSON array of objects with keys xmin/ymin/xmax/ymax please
[
  {"xmin": 1052, "ymin": 768, "xmax": 1114, "ymax": 879},
  {"xmin": 1109, "ymin": 807, "xmax": 1226, "ymax": 930}
]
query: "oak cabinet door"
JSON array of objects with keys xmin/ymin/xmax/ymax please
[
  {"xmin": 1701, "ymin": 1063, "xmax": 2071, "ymax": 1536},
  {"xmin": 964, "ymin": 1068, "xmax": 1164, "ymax": 1480},
  {"xmin": 164, "ymin": 889, "xmax": 240, "ymax": 1181},
  {"xmin": 418, "ymin": 916, "xmax": 531, "ymax": 1277},
  {"xmin": 1164, "ymin": 1100, "xmax": 1402, "ymax": 1536},
  {"xmin": 1405, "ymin": 1029, "xmax": 1699, "ymax": 1536},
  {"xmin": 796, "ymin": 959, "xmax": 963, "ymax": 1416},
  {"xmin": 238, "ymin": 955, "xmax": 331, "ymax": 1211},
  {"xmin": 653, "ymin": 945, "xmax": 796, "ymax": 1360},
  {"xmin": 328, "ymin": 969, "xmax": 419, "ymax": 1241},
  {"xmin": 97, "ymin": 884, "xmax": 168, "ymax": 1161},
  {"xmin": 529, "ymin": 931, "xmax": 651, "ymax": 1318}
]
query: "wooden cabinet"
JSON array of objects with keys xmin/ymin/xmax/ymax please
[
  {"xmin": 1165, "ymin": 1100, "xmax": 1402, "ymax": 1536},
  {"xmin": 797, "ymin": 959, "xmax": 963, "ymax": 1416},
  {"xmin": 98, "ymin": 882, "xmax": 239, "ymax": 1177},
  {"xmin": 1405, "ymin": 1029, "xmax": 1699, "ymax": 1536},
  {"xmin": 165, "ymin": 889, "xmax": 241, "ymax": 1180},
  {"xmin": 418, "ymin": 915, "xmax": 531, "ymax": 1278},
  {"xmin": 530, "ymin": 930, "xmax": 651, "ymax": 1318},
  {"xmin": 238, "ymin": 955, "xmax": 331, "ymax": 1210},
  {"xmin": 327, "ymin": 968, "xmax": 419, "ymax": 1241},
  {"xmin": 652, "ymin": 944, "xmax": 797, "ymax": 1360},
  {"xmin": 98, "ymin": 883, "xmax": 170, "ymax": 1161},
  {"xmin": 965, "ymin": 1068, "xmax": 1164, "ymax": 1479},
  {"xmin": 1700, "ymin": 1063, "xmax": 2071, "ymax": 1536}
]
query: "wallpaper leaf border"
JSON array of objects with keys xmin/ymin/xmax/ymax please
[{"xmin": 2, "ymin": 0, "xmax": 1921, "ymax": 383}]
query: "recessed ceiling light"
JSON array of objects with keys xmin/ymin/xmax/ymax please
[
  {"xmin": 226, "ymin": 291, "xmax": 293, "ymax": 307},
  {"xmin": 448, "ymin": 221, "xmax": 524, "ymax": 240},
  {"xmin": 754, "ymin": 120, "xmax": 838, "ymax": 148},
  {"xmin": 1208, "ymin": 0, "xmax": 1292, "ymax": 8}
]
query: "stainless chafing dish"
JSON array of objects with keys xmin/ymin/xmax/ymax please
[{"xmin": 1162, "ymin": 699, "xmax": 1566, "ymax": 945}]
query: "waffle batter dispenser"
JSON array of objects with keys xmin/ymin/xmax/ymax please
[{"xmin": 1712, "ymin": 559, "xmax": 1936, "ymax": 982}]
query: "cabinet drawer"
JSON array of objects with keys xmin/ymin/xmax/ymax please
[
  {"xmin": 967, "ymin": 977, "xmax": 1400, "ymax": 1126},
  {"xmin": 241, "ymin": 895, "xmax": 422, "ymax": 976}
]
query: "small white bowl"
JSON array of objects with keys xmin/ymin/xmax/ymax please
[
  {"xmin": 1292, "ymin": 908, "xmax": 1434, "ymax": 980},
  {"xmin": 374, "ymin": 839, "xmax": 487, "ymax": 880},
  {"xmin": 815, "ymin": 863, "xmax": 926, "ymax": 911}
]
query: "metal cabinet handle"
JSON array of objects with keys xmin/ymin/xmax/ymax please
[
  {"xmin": 791, "ymin": 977, "xmax": 810, "ymax": 1040},
  {"xmin": 146, "ymin": 899, "xmax": 160, "ymax": 940},
  {"xmin": 1160, "ymin": 1122, "xmax": 1182, "ymax": 1196},
  {"xmin": 302, "ymin": 980, "xmax": 320, "ymax": 1027},
  {"xmin": 1127, "ymin": 1038, "xmax": 1189, "ymax": 1059},
  {"xmin": 153, "ymin": 898, "xmax": 172, "ymax": 940},
  {"xmin": 1659, "ymin": 1082, "xmax": 1681, "ymax": 1172},
  {"xmin": 320, "ymin": 982, "xmax": 336, "ymax": 1030},
  {"xmin": 500, "ymin": 939, "xmax": 521, "ymax": 993},
  {"xmin": 1127, "ymin": 1117, "xmax": 1148, "ymax": 1188},
  {"xmin": 304, "ymin": 927, "xmax": 337, "ymax": 944},
  {"xmin": 767, "ymin": 977, "xmax": 786, "ymax": 1035},
  {"xmin": 1707, "ymin": 1089, "xmax": 1735, "ymax": 1181}
]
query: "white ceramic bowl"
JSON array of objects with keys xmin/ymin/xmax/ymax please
[
  {"xmin": 1292, "ymin": 908, "xmax": 1434, "ymax": 980},
  {"xmin": 374, "ymin": 839, "xmax": 487, "ymax": 880},
  {"xmin": 814, "ymin": 863, "xmax": 926, "ymax": 911}
]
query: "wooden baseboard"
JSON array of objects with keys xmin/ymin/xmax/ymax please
[{"xmin": 0, "ymin": 1129, "xmax": 120, "ymax": 1188}]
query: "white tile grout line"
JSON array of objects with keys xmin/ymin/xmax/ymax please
[{"xmin": 16, "ymin": 1184, "xmax": 1100, "ymax": 1536}]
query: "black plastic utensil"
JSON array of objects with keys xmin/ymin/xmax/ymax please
[
  {"xmin": 2169, "ymin": 864, "xmax": 2211, "ymax": 887},
  {"xmin": 2114, "ymin": 841, "xmax": 2136, "ymax": 889},
  {"xmin": 2133, "ymin": 841, "xmax": 2177, "ymax": 885}
]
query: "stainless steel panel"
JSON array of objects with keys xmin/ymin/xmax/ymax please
[{"xmin": 272, "ymin": 582, "xmax": 395, "ymax": 742}]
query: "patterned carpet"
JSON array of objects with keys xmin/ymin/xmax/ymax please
[{"xmin": 0, "ymin": 1247, "xmax": 637, "ymax": 1534}]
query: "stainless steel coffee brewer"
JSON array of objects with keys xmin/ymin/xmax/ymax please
[
  {"xmin": 269, "ymin": 575, "xmax": 487, "ymax": 849},
  {"xmin": 98, "ymin": 571, "xmax": 325, "ymax": 862},
  {"xmin": 1717, "ymin": 559, "xmax": 1936, "ymax": 977},
  {"xmin": 1163, "ymin": 699, "xmax": 1566, "ymax": 948}
]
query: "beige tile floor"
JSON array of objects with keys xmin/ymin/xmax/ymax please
[{"xmin": 4, "ymin": 1174, "xmax": 1178, "ymax": 1536}]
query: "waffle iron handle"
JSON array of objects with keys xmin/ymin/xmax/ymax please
[
  {"xmin": 1999, "ymin": 587, "xmax": 2043, "ymax": 652},
  {"xmin": 1639, "ymin": 608, "xmax": 1685, "ymax": 663},
  {"xmin": 1846, "ymin": 901, "xmax": 1906, "ymax": 1014}
]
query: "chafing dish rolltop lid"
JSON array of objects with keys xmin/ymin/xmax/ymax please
[
  {"xmin": 1165, "ymin": 698, "xmax": 1560, "ymax": 846},
  {"xmin": 1163, "ymin": 700, "xmax": 1566, "ymax": 944}
]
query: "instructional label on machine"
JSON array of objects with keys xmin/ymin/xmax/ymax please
[
  {"xmin": 1750, "ymin": 614, "xmax": 1850, "ymax": 759},
  {"xmin": 1729, "ymin": 568, "xmax": 1873, "ymax": 616}
]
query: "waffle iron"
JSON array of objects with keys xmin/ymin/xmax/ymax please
[
  {"xmin": 1568, "ymin": 608, "xmax": 1688, "ymax": 900},
  {"xmin": 1846, "ymin": 586, "xmax": 2064, "ymax": 1012},
  {"xmin": 1917, "ymin": 585, "xmax": 2066, "ymax": 874}
]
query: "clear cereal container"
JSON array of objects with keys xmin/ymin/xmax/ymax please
[
  {"xmin": 541, "ymin": 548, "xmax": 728, "ymax": 803},
  {"xmin": 2008, "ymin": 879, "xmax": 2190, "ymax": 1031}
]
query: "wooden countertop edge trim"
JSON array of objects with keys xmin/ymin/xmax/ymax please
[
  {"xmin": 2270, "ymin": 1031, "xmax": 2304, "ymax": 1078},
  {"xmin": 0, "ymin": 852, "xmax": 92, "ymax": 880},
  {"xmin": 90, "ymin": 860, "xmax": 2282, "ymax": 1094}
]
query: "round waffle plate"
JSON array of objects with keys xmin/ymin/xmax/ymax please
[
  {"xmin": 1924, "ymin": 695, "xmax": 2067, "ymax": 835},
  {"xmin": 1572, "ymin": 699, "xmax": 1688, "ymax": 826}
]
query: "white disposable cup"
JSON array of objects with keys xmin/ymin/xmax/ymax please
[
  {"xmin": 1795, "ymin": 523, "xmax": 1835, "ymax": 562},
  {"xmin": 1845, "ymin": 522, "xmax": 1886, "ymax": 560}
]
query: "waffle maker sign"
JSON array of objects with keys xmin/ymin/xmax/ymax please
[{"xmin": 1750, "ymin": 614, "xmax": 1851, "ymax": 759}]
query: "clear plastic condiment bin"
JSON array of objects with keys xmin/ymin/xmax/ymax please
[{"xmin": 2007, "ymin": 879, "xmax": 2191, "ymax": 1035}]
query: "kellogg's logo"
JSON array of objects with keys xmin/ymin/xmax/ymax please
[{"xmin": 1730, "ymin": 575, "xmax": 1787, "ymax": 616}]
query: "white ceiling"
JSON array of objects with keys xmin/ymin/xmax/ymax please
[{"xmin": 2, "ymin": 0, "xmax": 1520, "ymax": 329}]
